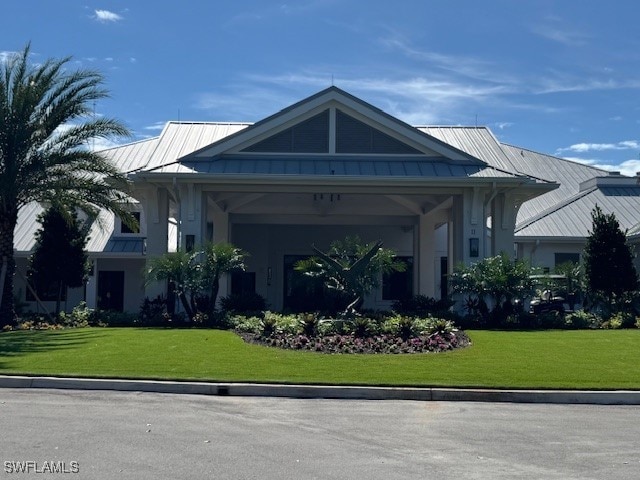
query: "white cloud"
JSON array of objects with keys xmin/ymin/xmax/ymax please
[
  {"xmin": 227, "ymin": 71, "xmax": 511, "ymax": 125},
  {"xmin": 560, "ymin": 156, "xmax": 640, "ymax": 177},
  {"xmin": 0, "ymin": 50, "xmax": 18, "ymax": 62},
  {"xmin": 618, "ymin": 159, "xmax": 640, "ymax": 177},
  {"xmin": 89, "ymin": 137, "xmax": 124, "ymax": 151},
  {"xmin": 530, "ymin": 19, "xmax": 590, "ymax": 47},
  {"xmin": 494, "ymin": 122, "xmax": 514, "ymax": 130},
  {"xmin": 94, "ymin": 9, "xmax": 123, "ymax": 23},
  {"xmin": 556, "ymin": 141, "xmax": 640, "ymax": 154},
  {"xmin": 143, "ymin": 122, "xmax": 166, "ymax": 132}
]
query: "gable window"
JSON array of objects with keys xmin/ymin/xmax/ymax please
[
  {"xmin": 336, "ymin": 110, "xmax": 422, "ymax": 154},
  {"xmin": 243, "ymin": 110, "xmax": 329, "ymax": 153},
  {"xmin": 121, "ymin": 212, "xmax": 141, "ymax": 234}
]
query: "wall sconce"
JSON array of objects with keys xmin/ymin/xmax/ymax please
[{"xmin": 469, "ymin": 237, "xmax": 479, "ymax": 258}]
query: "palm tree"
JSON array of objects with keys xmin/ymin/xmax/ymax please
[
  {"xmin": 295, "ymin": 236, "xmax": 405, "ymax": 316},
  {"xmin": 144, "ymin": 243, "xmax": 246, "ymax": 320},
  {"xmin": 145, "ymin": 250, "xmax": 201, "ymax": 320},
  {"xmin": 0, "ymin": 44, "xmax": 134, "ymax": 325},
  {"xmin": 200, "ymin": 242, "xmax": 247, "ymax": 309}
]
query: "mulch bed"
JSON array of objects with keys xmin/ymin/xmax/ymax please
[{"xmin": 238, "ymin": 330, "xmax": 471, "ymax": 354}]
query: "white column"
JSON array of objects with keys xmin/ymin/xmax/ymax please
[
  {"xmin": 417, "ymin": 215, "xmax": 436, "ymax": 297},
  {"xmin": 144, "ymin": 186, "xmax": 169, "ymax": 299},
  {"xmin": 178, "ymin": 183, "xmax": 205, "ymax": 250},
  {"xmin": 212, "ymin": 209, "xmax": 230, "ymax": 303},
  {"xmin": 491, "ymin": 192, "xmax": 516, "ymax": 258},
  {"xmin": 85, "ymin": 259, "xmax": 98, "ymax": 309}
]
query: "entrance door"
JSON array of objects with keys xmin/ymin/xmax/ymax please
[{"xmin": 97, "ymin": 271, "xmax": 125, "ymax": 311}]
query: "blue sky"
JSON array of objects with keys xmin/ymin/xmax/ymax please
[{"xmin": 3, "ymin": 0, "xmax": 640, "ymax": 175}]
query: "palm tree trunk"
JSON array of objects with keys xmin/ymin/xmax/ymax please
[
  {"xmin": 179, "ymin": 293, "xmax": 194, "ymax": 320},
  {"xmin": 0, "ymin": 209, "xmax": 18, "ymax": 326},
  {"xmin": 210, "ymin": 275, "xmax": 220, "ymax": 312}
]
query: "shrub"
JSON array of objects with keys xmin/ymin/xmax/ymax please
[
  {"xmin": 602, "ymin": 315, "xmax": 624, "ymax": 330},
  {"xmin": 228, "ymin": 315, "xmax": 262, "ymax": 333},
  {"xmin": 298, "ymin": 313, "xmax": 320, "ymax": 336},
  {"xmin": 138, "ymin": 296, "xmax": 168, "ymax": 326},
  {"xmin": 424, "ymin": 318, "xmax": 457, "ymax": 335},
  {"xmin": 96, "ymin": 310, "xmax": 138, "ymax": 327},
  {"xmin": 392, "ymin": 295, "xmax": 454, "ymax": 317},
  {"xmin": 602, "ymin": 311, "xmax": 634, "ymax": 329},
  {"xmin": 535, "ymin": 311, "xmax": 565, "ymax": 329},
  {"xmin": 259, "ymin": 315, "xmax": 278, "ymax": 337},
  {"xmin": 58, "ymin": 301, "xmax": 95, "ymax": 328},
  {"xmin": 564, "ymin": 311, "xmax": 603, "ymax": 329},
  {"xmin": 219, "ymin": 292, "xmax": 268, "ymax": 315},
  {"xmin": 351, "ymin": 316, "xmax": 375, "ymax": 338},
  {"xmin": 397, "ymin": 316, "xmax": 417, "ymax": 340}
]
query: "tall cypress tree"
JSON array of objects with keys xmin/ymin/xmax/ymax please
[
  {"xmin": 584, "ymin": 206, "xmax": 638, "ymax": 306},
  {"xmin": 28, "ymin": 204, "xmax": 90, "ymax": 314}
]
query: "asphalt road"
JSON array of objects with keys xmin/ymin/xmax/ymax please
[{"xmin": 1, "ymin": 388, "xmax": 639, "ymax": 479}]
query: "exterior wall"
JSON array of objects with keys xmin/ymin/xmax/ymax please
[
  {"xmin": 231, "ymin": 223, "xmax": 416, "ymax": 311},
  {"xmin": 517, "ymin": 240, "xmax": 585, "ymax": 271},
  {"xmin": 95, "ymin": 258, "xmax": 146, "ymax": 313},
  {"xmin": 14, "ymin": 257, "xmax": 85, "ymax": 314},
  {"xmin": 13, "ymin": 257, "xmax": 145, "ymax": 314}
]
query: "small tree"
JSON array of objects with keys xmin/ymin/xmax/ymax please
[
  {"xmin": 449, "ymin": 253, "xmax": 536, "ymax": 320},
  {"xmin": 294, "ymin": 236, "xmax": 405, "ymax": 316},
  {"xmin": 583, "ymin": 206, "xmax": 638, "ymax": 312},
  {"xmin": 28, "ymin": 203, "xmax": 90, "ymax": 315},
  {"xmin": 200, "ymin": 242, "xmax": 247, "ymax": 311},
  {"xmin": 145, "ymin": 242, "xmax": 247, "ymax": 321},
  {"xmin": 145, "ymin": 250, "xmax": 200, "ymax": 320}
]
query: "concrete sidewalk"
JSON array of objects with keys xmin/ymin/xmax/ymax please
[{"xmin": 1, "ymin": 374, "xmax": 639, "ymax": 405}]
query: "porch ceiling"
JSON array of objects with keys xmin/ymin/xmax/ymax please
[{"xmin": 206, "ymin": 191, "xmax": 453, "ymax": 217}]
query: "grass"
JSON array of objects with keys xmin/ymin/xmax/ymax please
[{"xmin": 1, "ymin": 327, "xmax": 639, "ymax": 389}]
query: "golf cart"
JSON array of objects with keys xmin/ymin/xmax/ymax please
[{"xmin": 529, "ymin": 274, "xmax": 566, "ymax": 315}]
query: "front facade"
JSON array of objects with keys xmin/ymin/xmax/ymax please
[{"xmin": 14, "ymin": 87, "xmax": 640, "ymax": 314}]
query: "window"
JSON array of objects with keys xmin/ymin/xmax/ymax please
[
  {"xmin": 121, "ymin": 212, "xmax": 141, "ymax": 234},
  {"xmin": 554, "ymin": 252, "xmax": 579, "ymax": 267},
  {"xmin": 382, "ymin": 257, "xmax": 413, "ymax": 301},
  {"xmin": 336, "ymin": 110, "xmax": 422, "ymax": 154},
  {"xmin": 243, "ymin": 110, "xmax": 329, "ymax": 153}
]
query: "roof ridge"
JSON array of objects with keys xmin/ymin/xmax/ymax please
[
  {"xmin": 166, "ymin": 120, "xmax": 254, "ymax": 126},
  {"xmin": 97, "ymin": 135, "xmax": 159, "ymax": 153},
  {"xmin": 501, "ymin": 142, "xmax": 610, "ymax": 174},
  {"xmin": 515, "ymin": 186, "xmax": 597, "ymax": 232}
]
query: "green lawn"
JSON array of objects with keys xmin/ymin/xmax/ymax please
[{"xmin": 1, "ymin": 328, "xmax": 639, "ymax": 389}]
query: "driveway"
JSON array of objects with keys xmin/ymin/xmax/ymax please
[{"xmin": 1, "ymin": 388, "xmax": 638, "ymax": 479}]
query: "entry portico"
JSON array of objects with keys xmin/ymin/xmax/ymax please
[{"xmin": 132, "ymin": 87, "xmax": 554, "ymax": 310}]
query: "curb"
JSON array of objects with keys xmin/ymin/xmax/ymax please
[{"xmin": 1, "ymin": 375, "xmax": 640, "ymax": 405}]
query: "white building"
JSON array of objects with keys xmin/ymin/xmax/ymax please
[{"xmin": 12, "ymin": 87, "xmax": 640, "ymax": 313}]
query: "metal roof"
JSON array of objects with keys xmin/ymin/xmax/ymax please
[
  {"xmin": 102, "ymin": 237, "xmax": 145, "ymax": 254},
  {"xmin": 173, "ymin": 155, "xmax": 521, "ymax": 179},
  {"xmin": 515, "ymin": 183, "xmax": 640, "ymax": 238},
  {"xmin": 99, "ymin": 122, "xmax": 250, "ymax": 174},
  {"xmin": 13, "ymin": 107, "xmax": 632, "ymax": 251},
  {"xmin": 100, "ymin": 137, "xmax": 159, "ymax": 173}
]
